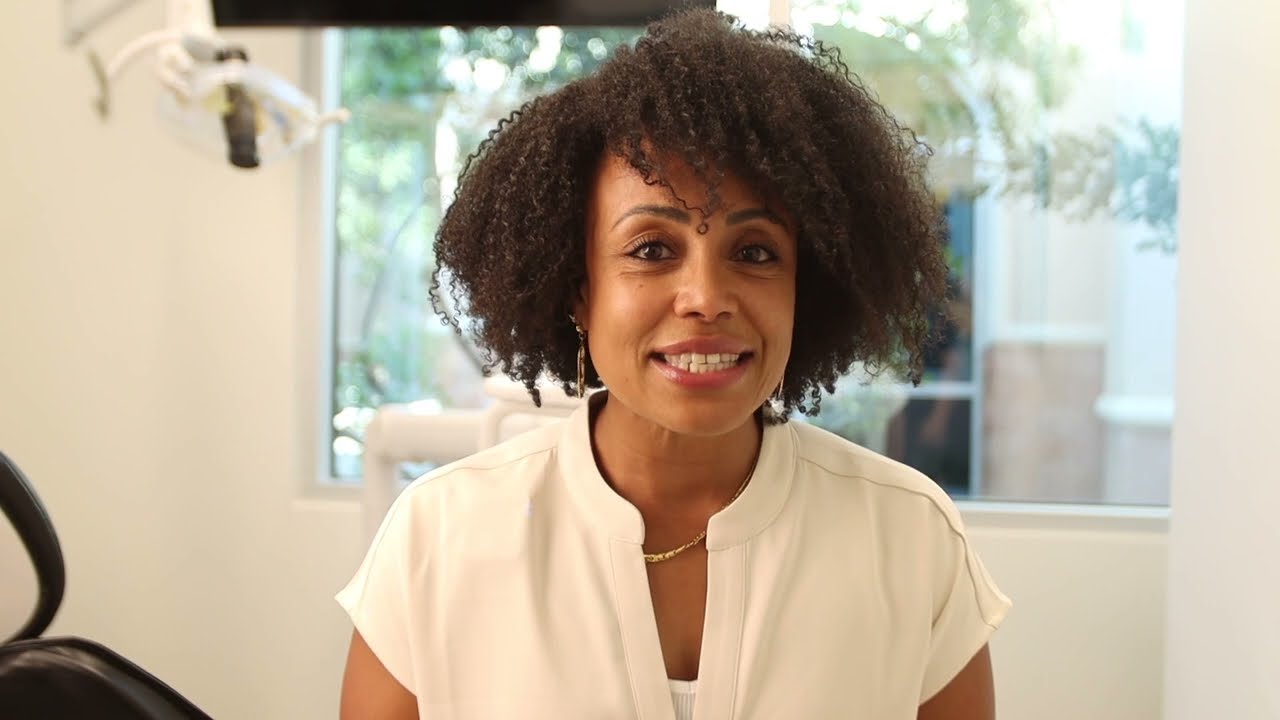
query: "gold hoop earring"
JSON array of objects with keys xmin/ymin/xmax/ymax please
[{"xmin": 570, "ymin": 315, "xmax": 586, "ymax": 398}]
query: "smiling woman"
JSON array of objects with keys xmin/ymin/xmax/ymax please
[{"xmin": 337, "ymin": 8, "xmax": 1010, "ymax": 720}]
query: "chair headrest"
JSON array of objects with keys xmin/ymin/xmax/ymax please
[{"xmin": 0, "ymin": 452, "xmax": 64, "ymax": 643}]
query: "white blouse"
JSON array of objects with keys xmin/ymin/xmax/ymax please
[{"xmin": 337, "ymin": 393, "xmax": 1011, "ymax": 718}]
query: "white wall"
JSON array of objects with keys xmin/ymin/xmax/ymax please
[
  {"xmin": 0, "ymin": 4, "xmax": 362, "ymax": 718},
  {"xmin": 971, "ymin": 509, "xmax": 1168, "ymax": 719},
  {"xmin": 0, "ymin": 4, "xmax": 1176, "ymax": 719},
  {"xmin": 1164, "ymin": 0, "xmax": 1280, "ymax": 716}
]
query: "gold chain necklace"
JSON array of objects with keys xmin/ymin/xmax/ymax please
[{"xmin": 643, "ymin": 458, "xmax": 757, "ymax": 564}]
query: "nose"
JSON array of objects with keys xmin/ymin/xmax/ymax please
[{"xmin": 672, "ymin": 251, "xmax": 739, "ymax": 321}]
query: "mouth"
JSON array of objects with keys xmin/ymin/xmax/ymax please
[{"xmin": 653, "ymin": 351, "xmax": 753, "ymax": 374}]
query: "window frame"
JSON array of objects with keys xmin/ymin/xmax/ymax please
[{"xmin": 298, "ymin": 27, "xmax": 355, "ymax": 500}]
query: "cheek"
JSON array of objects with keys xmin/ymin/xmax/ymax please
[
  {"xmin": 768, "ymin": 281, "xmax": 797, "ymax": 325},
  {"xmin": 769, "ymin": 288, "xmax": 797, "ymax": 359},
  {"xmin": 586, "ymin": 281, "xmax": 654, "ymax": 355},
  {"xmin": 592, "ymin": 280, "xmax": 653, "ymax": 320}
]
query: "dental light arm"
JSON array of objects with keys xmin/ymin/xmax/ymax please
[{"xmin": 82, "ymin": 0, "xmax": 348, "ymax": 169}]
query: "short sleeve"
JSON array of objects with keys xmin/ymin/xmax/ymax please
[
  {"xmin": 918, "ymin": 517, "xmax": 1012, "ymax": 704},
  {"xmin": 335, "ymin": 492, "xmax": 418, "ymax": 693}
]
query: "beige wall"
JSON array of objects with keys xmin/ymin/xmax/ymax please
[
  {"xmin": 0, "ymin": 4, "xmax": 1176, "ymax": 719},
  {"xmin": 1165, "ymin": 0, "xmax": 1280, "ymax": 714},
  {"xmin": 0, "ymin": 5, "xmax": 361, "ymax": 717}
]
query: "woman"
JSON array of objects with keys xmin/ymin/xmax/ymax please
[{"xmin": 338, "ymin": 9, "xmax": 1011, "ymax": 719}]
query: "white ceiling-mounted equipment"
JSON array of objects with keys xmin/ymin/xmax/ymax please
[{"xmin": 75, "ymin": 0, "xmax": 349, "ymax": 169}]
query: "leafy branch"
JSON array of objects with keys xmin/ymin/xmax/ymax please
[{"xmin": 798, "ymin": 0, "xmax": 1179, "ymax": 253}]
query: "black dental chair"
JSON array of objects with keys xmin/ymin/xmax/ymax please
[{"xmin": 0, "ymin": 450, "xmax": 213, "ymax": 719}]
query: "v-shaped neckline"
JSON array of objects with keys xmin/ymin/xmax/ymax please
[
  {"xmin": 560, "ymin": 392, "xmax": 798, "ymax": 718},
  {"xmin": 610, "ymin": 537, "xmax": 749, "ymax": 720}
]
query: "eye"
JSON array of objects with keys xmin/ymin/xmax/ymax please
[
  {"xmin": 736, "ymin": 244, "xmax": 778, "ymax": 264},
  {"xmin": 627, "ymin": 237, "xmax": 675, "ymax": 261}
]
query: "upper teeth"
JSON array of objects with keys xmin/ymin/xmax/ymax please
[{"xmin": 663, "ymin": 352, "xmax": 742, "ymax": 373}]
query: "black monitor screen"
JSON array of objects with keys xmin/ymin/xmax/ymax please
[{"xmin": 212, "ymin": 0, "xmax": 715, "ymax": 27}]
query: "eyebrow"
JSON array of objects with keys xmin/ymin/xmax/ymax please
[
  {"xmin": 725, "ymin": 207, "xmax": 786, "ymax": 228},
  {"xmin": 610, "ymin": 204, "xmax": 691, "ymax": 229},
  {"xmin": 610, "ymin": 204, "xmax": 787, "ymax": 230}
]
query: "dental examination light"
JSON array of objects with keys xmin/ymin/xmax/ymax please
[{"xmin": 79, "ymin": 0, "xmax": 349, "ymax": 168}]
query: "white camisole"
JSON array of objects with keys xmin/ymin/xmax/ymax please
[{"xmin": 669, "ymin": 679, "xmax": 696, "ymax": 720}]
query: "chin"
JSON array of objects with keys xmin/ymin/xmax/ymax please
[{"xmin": 646, "ymin": 396, "xmax": 761, "ymax": 438}]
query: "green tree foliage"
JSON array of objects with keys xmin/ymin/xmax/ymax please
[{"xmin": 798, "ymin": 0, "xmax": 1179, "ymax": 251}]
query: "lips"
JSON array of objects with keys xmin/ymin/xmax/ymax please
[
  {"xmin": 651, "ymin": 353, "xmax": 751, "ymax": 389},
  {"xmin": 651, "ymin": 337, "xmax": 753, "ymax": 356},
  {"xmin": 649, "ymin": 336, "xmax": 756, "ymax": 387}
]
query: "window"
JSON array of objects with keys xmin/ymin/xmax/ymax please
[{"xmin": 327, "ymin": 0, "xmax": 1181, "ymax": 505}]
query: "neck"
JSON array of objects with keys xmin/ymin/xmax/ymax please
[{"xmin": 589, "ymin": 393, "xmax": 761, "ymax": 513}]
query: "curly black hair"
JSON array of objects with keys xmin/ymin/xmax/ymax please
[{"xmin": 430, "ymin": 8, "xmax": 951, "ymax": 418}]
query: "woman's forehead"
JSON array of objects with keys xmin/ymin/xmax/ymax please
[{"xmin": 591, "ymin": 152, "xmax": 775, "ymax": 217}]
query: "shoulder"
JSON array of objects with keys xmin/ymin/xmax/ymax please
[
  {"xmin": 787, "ymin": 420, "xmax": 966, "ymax": 537},
  {"xmin": 784, "ymin": 421, "xmax": 1009, "ymax": 624},
  {"xmin": 389, "ymin": 419, "xmax": 565, "ymax": 522}
]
